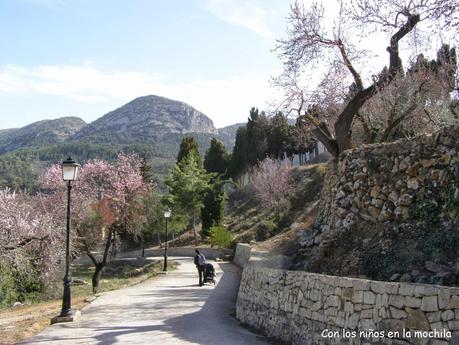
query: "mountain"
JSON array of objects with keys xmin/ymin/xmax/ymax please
[
  {"xmin": 0, "ymin": 117, "xmax": 86, "ymax": 155},
  {"xmin": 0, "ymin": 95, "xmax": 240, "ymax": 190},
  {"xmin": 218, "ymin": 123, "xmax": 245, "ymax": 149},
  {"xmin": 71, "ymin": 95, "xmax": 218, "ymax": 143}
]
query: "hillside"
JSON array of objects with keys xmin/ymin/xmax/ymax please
[
  {"xmin": 218, "ymin": 123, "xmax": 245, "ymax": 149},
  {"xmin": 225, "ymin": 164, "xmax": 326, "ymax": 254},
  {"xmin": 0, "ymin": 117, "xmax": 86, "ymax": 155}
]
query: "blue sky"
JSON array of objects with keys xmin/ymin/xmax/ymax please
[{"xmin": 0, "ymin": 0, "xmax": 290, "ymax": 129}]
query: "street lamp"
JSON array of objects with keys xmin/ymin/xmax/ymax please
[
  {"xmin": 163, "ymin": 208, "xmax": 171, "ymax": 271},
  {"xmin": 52, "ymin": 157, "xmax": 80, "ymax": 324}
]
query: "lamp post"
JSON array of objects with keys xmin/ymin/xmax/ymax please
[
  {"xmin": 163, "ymin": 208, "xmax": 171, "ymax": 271},
  {"xmin": 52, "ymin": 157, "xmax": 80, "ymax": 324}
]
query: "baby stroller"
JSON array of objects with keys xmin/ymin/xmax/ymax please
[{"xmin": 203, "ymin": 263, "xmax": 216, "ymax": 285}]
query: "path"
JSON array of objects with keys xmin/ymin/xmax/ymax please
[{"xmin": 18, "ymin": 258, "xmax": 269, "ymax": 345}]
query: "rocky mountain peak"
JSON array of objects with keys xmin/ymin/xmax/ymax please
[{"xmin": 72, "ymin": 95, "xmax": 218, "ymax": 141}]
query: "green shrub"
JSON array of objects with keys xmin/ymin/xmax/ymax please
[
  {"xmin": 13, "ymin": 268, "xmax": 44, "ymax": 303},
  {"xmin": 209, "ymin": 226, "xmax": 232, "ymax": 248},
  {"xmin": 0, "ymin": 260, "xmax": 18, "ymax": 308}
]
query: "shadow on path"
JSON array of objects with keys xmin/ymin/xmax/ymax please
[{"xmin": 18, "ymin": 260, "xmax": 268, "ymax": 345}]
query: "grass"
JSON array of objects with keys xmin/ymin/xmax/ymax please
[{"xmin": 0, "ymin": 259, "xmax": 174, "ymax": 345}]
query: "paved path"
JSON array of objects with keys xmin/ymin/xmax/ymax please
[{"xmin": 19, "ymin": 258, "xmax": 269, "ymax": 345}]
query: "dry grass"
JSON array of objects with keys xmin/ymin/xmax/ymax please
[{"xmin": 0, "ymin": 259, "xmax": 171, "ymax": 345}]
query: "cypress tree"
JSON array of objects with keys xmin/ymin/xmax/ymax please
[
  {"xmin": 177, "ymin": 137, "xmax": 201, "ymax": 166},
  {"xmin": 204, "ymin": 138, "xmax": 230, "ymax": 176},
  {"xmin": 201, "ymin": 177, "xmax": 226, "ymax": 237}
]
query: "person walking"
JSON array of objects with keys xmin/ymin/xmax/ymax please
[{"xmin": 194, "ymin": 249, "xmax": 206, "ymax": 286}]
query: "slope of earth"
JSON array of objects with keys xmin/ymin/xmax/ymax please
[{"xmin": 225, "ymin": 164, "xmax": 327, "ymax": 258}]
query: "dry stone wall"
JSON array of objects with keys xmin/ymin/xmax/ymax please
[
  {"xmin": 233, "ymin": 243, "xmax": 252, "ymax": 268},
  {"xmin": 237, "ymin": 265, "xmax": 459, "ymax": 344},
  {"xmin": 298, "ymin": 125, "xmax": 459, "ymax": 283}
]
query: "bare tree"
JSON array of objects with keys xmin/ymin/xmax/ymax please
[
  {"xmin": 252, "ymin": 158, "xmax": 293, "ymax": 218},
  {"xmin": 275, "ymin": 0, "xmax": 458, "ymax": 157},
  {"xmin": 354, "ymin": 47, "xmax": 458, "ymax": 144}
]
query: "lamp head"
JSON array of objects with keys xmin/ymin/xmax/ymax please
[{"xmin": 62, "ymin": 157, "xmax": 80, "ymax": 181}]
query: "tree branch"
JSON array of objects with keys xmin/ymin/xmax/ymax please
[
  {"xmin": 337, "ymin": 38, "xmax": 363, "ymax": 90},
  {"xmin": 334, "ymin": 13, "xmax": 421, "ymax": 154}
]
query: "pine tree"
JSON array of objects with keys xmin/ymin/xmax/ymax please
[{"xmin": 164, "ymin": 154, "xmax": 211, "ymax": 244}]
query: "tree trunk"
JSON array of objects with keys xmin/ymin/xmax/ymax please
[
  {"xmin": 192, "ymin": 215, "xmax": 198, "ymax": 245},
  {"xmin": 92, "ymin": 263, "xmax": 104, "ymax": 293},
  {"xmin": 157, "ymin": 231, "xmax": 162, "ymax": 248}
]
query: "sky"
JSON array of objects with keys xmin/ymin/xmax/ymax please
[
  {"xmin": 0, "ymin": 0, "xmax": 455, "ymax": 130},
  {"xmin": 0, "ymin": 0, "xmax": 291, "ymax": 129}
]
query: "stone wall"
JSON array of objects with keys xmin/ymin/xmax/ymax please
[
  {"xmin": 297, "ymin": 125, "xmax": 459, "ymax": 283},
  {"xmin": 237, "ymin": 265, "xmax": 459, "ymax": 344},
  {"xmin": 233, "ymin": 243, "xmax": 252, "ymax": 268}
]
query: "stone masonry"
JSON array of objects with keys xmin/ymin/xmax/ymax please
[
  {"xmin": 237, "ymin": 265, "xmax": 459, "ymax": 344},
  {"xmin": 297, "ymin": 124, "xmax": 459, "ymax": 283}
]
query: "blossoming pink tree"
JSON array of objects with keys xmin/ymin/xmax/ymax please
[
  {"xmin": 42, "ymin": 153, "xmax": 151, "ymax": 292},
  {"xmin": 0, "ymin": 188, "xmax": 64, "ymax": 298}
]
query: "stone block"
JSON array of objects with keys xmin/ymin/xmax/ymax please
[
  {"xmin": 385, "ymin": 283, "xmax": 399, "ymax": 295},
  {"xmin": 405, "ymin": 296, "xmax": 422, "ymax": 308},
  {"xmin": 449, "ymin": 296, "xmax": 459, "ymax": 309},
  {"xmin": 421, "ymin": 296, "xmax": 439, "ymax": 312},
  {"xmin": 325, "ymin": 295, "xmax": 341, "ymax": 308},
  {"xmin": 399, "ymin": 283, "xmax": 415, "ymax": 296},
  {"xmin": 339, "ymin": 278, "xmax": 354, "ymax": 288},
  {"xmin": 427, "ymin": 311, "xmax": 442, "ymax": 323},
  {"xmin": 342, "ymin": 287, "xmax": 354, "ymax": 300},
  {"xmin": 390, "ymin": 307, "xmax": 407, "ymax": 319},
  {"xmin": 389, "ymin": 295, "xmax": 405, "ymax": 308},
  {"xmin": 448, "ymin": 321, "xmax": 459, "ymax": 331},
  {"xmin": 364, "ymin": 291, "xmax": 376, "ymax": 304},
  {"xmin": 379, "ymin": 307, "xmax": 388, "ymax": 319},
  {"xmin": 406, "ymin": 308, "xmax": 430, "ymax": 331},
  {"xmin": 359, "ymin": 318, "xmax": 376, "ymax": 330},
  {"xmin": 344, "ymin": 301, "xmax": 354, "ymax": 314},
  {"xmin": 353, "ymin": 279, "xmax": 370, "ymax": 291},
  {"xmin": 345, "ymin": 313, "xmax": 359, "ymax": 330},
  {"xmin": 352, "ymin": 291, "xmax": 364, "ymax": 304},
  {"xmin": 441, "ymin": 310, "xmax": 454, "ymax": 321},
  {"xmin": 371, "ymin": 281, "xmax": 386, "ymax": 294},
  {"xmin": 361, "ymin": 308, "xmax": 373, "ymax": 319},
  {"xmin": 325, "ymin": 307, "xmax": 338, "ymax": 317}
]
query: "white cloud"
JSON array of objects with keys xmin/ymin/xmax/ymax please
[
  {"xmin": 0, "ymin": 63, "xmax": 280, "ymax": 127},
  {"xmin": 203, "ymin": 0, "xmax": 274, "ymax": 39}
]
